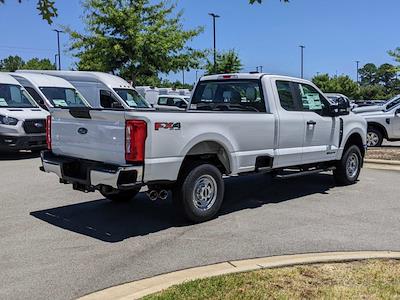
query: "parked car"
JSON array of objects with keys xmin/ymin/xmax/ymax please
[
  {"xmin": 17, "ymin": 71, "xmax": 151, "ymax": 109},
  {"xmin": 11, "ymin": 72, "xmax": 91, "ymax": 110},
  {"xmin": 0, "ymin": 72, "xmax": 48, "ymax": 152},
  {"xmin": 357, "ymin": 106, "xmax": 400, "ymax": 147},
  {"xmin": 352, "ymin": 95, "xmax": 400, "ymax": 114},
  {"xmin": 154, "ymin": 95, "xmax": 189, "ymax": 111},
  {"xmin": 41, "ymin": 73, "xmax": 367, "ymax": 223}
]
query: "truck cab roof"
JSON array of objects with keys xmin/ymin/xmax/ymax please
[
  {"xmin": 0, "ymin": 72, "xmax": 23, "ymax": 85},
  {"xmin": 11, "ymin": 72, "xmax": 76, "ymax": 89},
  {"xmin": 200, "ymin": 73, "xmax": 313, "ymax": 83},
  {"xmin": 16, "ymin": 70, "xmax": 132, "ymax": 89}
]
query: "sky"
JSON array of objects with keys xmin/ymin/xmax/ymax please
[{"xmin": 0, "ymin": 0, "xmax": 399, "ymax": 84}]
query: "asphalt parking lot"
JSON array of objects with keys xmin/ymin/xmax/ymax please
[{"xmin": 1, "ymin": 153, "xmax": 400, "ymax": 300}]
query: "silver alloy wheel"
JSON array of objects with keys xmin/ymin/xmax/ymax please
[
  {"xmin": 192, "ymin": 174, "xmax": 217, "ymax": 211},
  {"xmin": 346, "ymin": 152, "xmax": 359, "ymax": 179},
  {"xmin": 366, "ymin": 131, "xmax": 379, "ymax": 147}
]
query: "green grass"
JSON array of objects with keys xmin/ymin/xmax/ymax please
[{"xmin": 144, "ymin": 260, "xmax": 400, "ymax": 300}]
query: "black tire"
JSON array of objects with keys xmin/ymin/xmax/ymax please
[
  {"xmin": 333, "ymin": 145, "xmax": 362, "ymax": 186},
  {"xmin": 100, "ymin": 189, "xmax": 140, "ymax": 202},
  {"xmin": 173, "ymin": 163, "xmax": 225, "ymax": 223},
  {"xmin": 366, "ymin": 127, "xmax": 383, "ymax": 147}
]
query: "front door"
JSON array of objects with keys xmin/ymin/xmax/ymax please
[{"xmin": 294, "ymin": 82, "xmax": 338, "ymax": 164}]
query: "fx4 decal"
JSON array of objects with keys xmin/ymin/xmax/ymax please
[{"xmin": 155, "ymin": 122, "xmax": 181, "ymax": 131}]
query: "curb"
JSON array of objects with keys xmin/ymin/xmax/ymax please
[
  {"xmin": 364, "ymin": 159, "xmax": 400, "ymax": 171},
  {"xmin": 78, "ymin": 251, "xmax": 400, "ymax": 300}
]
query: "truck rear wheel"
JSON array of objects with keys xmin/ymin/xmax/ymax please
[
  {"xmin": 100, "ymin": 189, "xmax": 140, "ymax": 202},
  {"xmin": 173, "ymin": 163, "xmax": 225, "ymax": 223},
  {"xmin": 333, "ymin": 145, "xmax": 362, "ymax": 185}
]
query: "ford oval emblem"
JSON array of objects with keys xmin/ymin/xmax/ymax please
[{"xmin": 78, "ymin": 127, "xmax": 88, "ymax": 135}]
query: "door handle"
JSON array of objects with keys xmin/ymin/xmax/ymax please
[{"xmin": 307, "ymin": 120, "xmax": 317, "ymax": 125}]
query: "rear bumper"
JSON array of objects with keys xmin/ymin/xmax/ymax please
[
  {"xmin": 40, "ymin": 151, "xmax": 143, "ymax": 190},
  {"xmin": 0, "ymin": 134, "xmax": 46, "ymax": 151}
]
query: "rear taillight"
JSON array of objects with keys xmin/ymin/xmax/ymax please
[
  {"xmin": 125, "ymin": 120, "xmax": 147, "ymax": 163},
  {"xmin": 46, "ymin": 115, "xmax": 52, "ymax": 150}
]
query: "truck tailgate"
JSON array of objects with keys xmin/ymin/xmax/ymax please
[{"xmin": 50, "ymin": 109, "xmax": 127, "ymax": 165}]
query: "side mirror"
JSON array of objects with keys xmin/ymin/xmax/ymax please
[{"xmin": 330, "ymin": 97, "xmax": 350, "ymax": 116}]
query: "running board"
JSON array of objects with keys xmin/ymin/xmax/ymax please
[{"xmin": 276, "ymin": 167, "xmax": 336, "ymax": 179}]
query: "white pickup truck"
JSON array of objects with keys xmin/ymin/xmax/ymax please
[
  {"xmin": 41, "ymin": 73, "xmax": 367, "ymax": 223},
  {"xmin": 352, "ymin": 95, "xmax": 400, "ymax": 147}
]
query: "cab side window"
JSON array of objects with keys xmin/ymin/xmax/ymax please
[
  {"xmin": 158, "ymin": 97, "xmax": 168, "ymax": 105},
  {"xmin": 296, "ymin": 83, "xmax": 330, "ymax": 116},
  {"xmin": 100, "ymin": 90, "xmax": 120, "ymax": 108},
  {"xmin": 276, "ymin": 81, "xmax": 298, "ymax": 111}
]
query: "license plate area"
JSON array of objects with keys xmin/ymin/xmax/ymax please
[{"xmin": 62, "ymin": 160, "xmax": 90, "ymax": 181}]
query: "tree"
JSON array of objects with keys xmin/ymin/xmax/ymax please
[
  {"xmin": 388, "ymin": 48, "xmax": 400, "ymax": 64},
  {"xmin": 24, "ymin": 58, "xmax": 56, "ymax": 70},
  {"xmin": 67, "ymin": 0, "xmax": 206, "ymax": 86},
  {"xmin": 359, "ymin": 63, "xmax": 378, "ymax": 86},
  {"xmin": 312, "ymin": 73, "xmax": 360, "ymax": 99},
  {"xmin": 205, "ymin": 50, "xmax": 243, "ymax": 75},
  {"xmin": 376, "ymin": 63, "xmax": 397, "ymax": 87},
  {"xmin": 0, "ymin": 55, "xmax": 24, "ymax": 71},
  {"xmin": 0, "ymin": 55, "xmax": 56, "ymax": 71},
  {"xmin": 0, "ymin": 0, "xmax": 57, "ymax": 24}
]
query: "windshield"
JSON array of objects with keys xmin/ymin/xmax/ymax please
[
  {"xmin": 114, "ymin": 88, "xmax": 150, "ymax": 108},
  {"xmin": 40, "ymin": 87, "xmax": 89, "ymax": 108},
  {"xmin": 0, "ymin": 84, "xmax": 37, "ymax": 108},
  {"xmin": 191, "ymin": 80, "xmax": 266, "ymax": 112},
  {"xmin": 385, "ymin": 96, "xmax": 400, "ymax": 111}
]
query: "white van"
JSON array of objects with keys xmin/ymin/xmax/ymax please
[
  {"xmin": 18, "ymin": 71, "xmax": 151, "ymax": 109},
  {"xmin": 0, "ymin": 72, "xmax": 48, "ymax": 152},
  {"xmin": 136, "ymin": 86, "xmax": 159, "ymax": 106},
  {"xmin": 11, "ymin": 73, "xmax": 91, "ymax": 110}
]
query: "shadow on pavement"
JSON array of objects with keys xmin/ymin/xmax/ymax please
[
  {"xmin": 30, "ymin": 173, "xmax": 335, "ymax": 243},
  {"xmin": 0, "ymin": 151, "xmax": 40, "ymax": 161}
]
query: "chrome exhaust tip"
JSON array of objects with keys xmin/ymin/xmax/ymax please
[
  {"xmin": 159, "ymin": 190, "xmax": 169, "ymax": 200},
  {"xmin": 147, "ymin": 190, "xmax": 159, "ymax": 201}
]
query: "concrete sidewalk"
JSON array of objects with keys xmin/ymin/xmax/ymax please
[{"xmin": 79, "ymin": 251, "xmax": 400, "ymax": 300}]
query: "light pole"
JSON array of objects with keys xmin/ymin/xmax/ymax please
[
  {"xmin": 209, "ymin": 13, "xmax": 220, "ymax": 74},
  {"xmin": 356, "ymin": 60, "xmax": 360, "ymax": 84},
  {"xmin": 299, "ymin": 45, "xmax": 305, "ymax": 78},
  {"xmin": 54, "ymin": 54, "xmax": 58, "ymax": 70},
  {"xmin": 53, "ymin": 29, "xmax": 64, "ymax": 70}
]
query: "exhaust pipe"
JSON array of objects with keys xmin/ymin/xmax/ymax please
[
  {"xmin": 147, "ymin": 190, "xmax": 158, "ymax": 201},
  {"xmin": 159, "ymin": 190, "xmax": 169, "ymax": 200}
]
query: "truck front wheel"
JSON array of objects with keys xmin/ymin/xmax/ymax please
[
  {"xmin": 333, "ymin": 145, "xmax": 362, "ymax": 185},
  {"xmin": 366, "ymin": 127, "xmax": 383, "ymax": 147},
  {"xmin": 100, "ymin": 188, "xmax": 140, "ymax": 202},
  {"xmin": 173, "ymin": 163, "xmax": 225, "ymax": 223}
]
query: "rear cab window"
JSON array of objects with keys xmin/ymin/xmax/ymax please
[{"xmin": 191, "ymin": 80, "xmax": 266, "ymax": 112}]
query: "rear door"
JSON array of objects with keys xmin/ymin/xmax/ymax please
[
  {"xmin": 294, "ymin": 82, "xmax": 338, "ymax": 164},
  {"xmin": 273, "ymin": 80, "xmax": 305, "ymax": 167},
  {"xmin": 50, "ymin": 108, "xmax": 127, "ymax": 165}
]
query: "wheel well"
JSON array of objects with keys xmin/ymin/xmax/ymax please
[
  {"xmin": 344, "ymin": 133, "xmax": 365, "ymax": 158},
  {"xmin": 179, "ymin": 141, "xmax": 231, "ymax": 178},
  {"xmin": 368, "ymin": 122, "xmax": 388, "ymax": 139}
]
